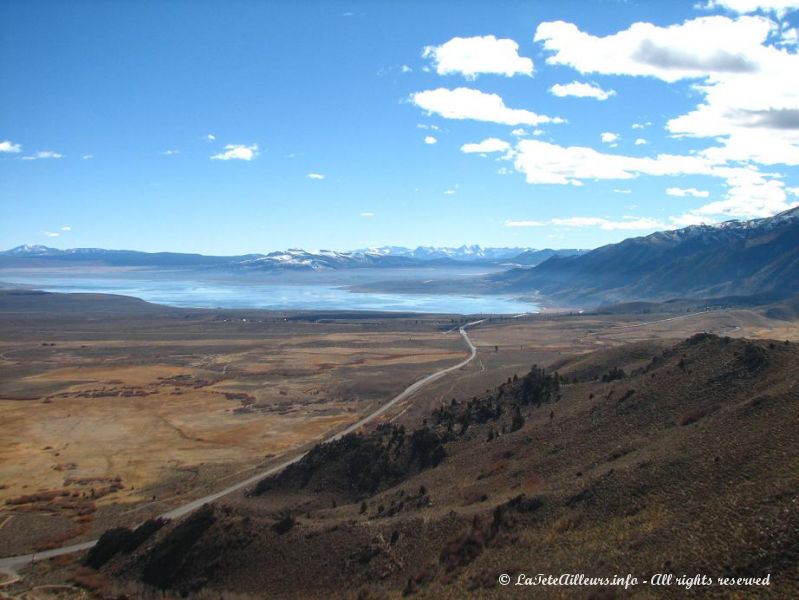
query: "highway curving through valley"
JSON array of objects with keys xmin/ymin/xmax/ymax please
[{"xmin": 0, "ymin": 318, "xmax": 486, "ymax": 575}]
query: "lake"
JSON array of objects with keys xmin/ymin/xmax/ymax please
[{"xmin": 0, "ymin": 270, "xmax": 539, "ymax": 315}]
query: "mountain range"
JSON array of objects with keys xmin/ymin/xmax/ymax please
[
  {"xmin": 494, "ymin": 206, "xmax": 799, "ymax": 305},
  {"xmin": 0, "ymin": 245, "xmax": 585, "ymax": 270},
  {"xmin": 4, "ymin": 207, "xmax": 798, "ymax": 307}
]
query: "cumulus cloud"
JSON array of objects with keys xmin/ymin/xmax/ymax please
[
  {"xmin": 44, "ymin": 231, "xmax": 60, "ymax": 237},
  {"xmin": 61, "ymin": 226, "xmax": 71, "ymax": 231},
  {"xmin": 0, "ymin": 140, "xmax": 22, "ymax": 153},
  {"xmin": 206, "ymin": 134, "xmax": 216, "ymax": 141},
  {"xmin": 509, "ymin": 138, "xmax": 794, "ymax": 219},
  {"xmin": 690, "ymin": 166, "xmax": 795, "ymax": 216},
  {"xmin": 535, "ymin": 16, "xmax": 799, "ymax": 166},
  {"xmin": 411, "ymin": 87, "xmax": 562, "ymax": 126},
  {"xmin": 22, "ymin": 151, "xmax": 63, "ymax": 160},
  {"xmin": 211, "ymin": 144, "xmax": 258, "ymax": 161},
  {"xmin": 634, "ymin": 138, "xmax": 648, "ymax": 145},
  {"xmin": 512, "ymin": 140, "xmax": 650, "ymax": 185},
  {"xmin": 82, "ymin": 154, "xmax": 94, "ymax": 160},
  {"xmin": 460, "ymin": 138, "xmax": 511, "ymax": 154},
  {"xmin": 307, "ymin": 172, "xmax": 325, "ymax": 180},
  {"xmin": 422, "ymin": 35, "xmax": 533, "ymax": 78},
  {"xmin": 601, "ymin": 132, "xmax": 620, "ymax": 144},
  {"xmin": 360, "ymin": 212, "xmax": 375, "ymax": 217},
  {"xmin": 535, "ymin": 16, "xmax": 769, "ymax": 82},
  {"xmin": 424, "ymin": 136, "xmax": 438, "ymax": 145},
  {"xmin": 550, "ymin": 81, "xmax": 616, "ymax": 100},
  {"xmin": 511, "ymin": 128, "xmax": 528, "ymax": 136},
  {"xmin": 667, "ymin": 186, "xmax": 711, "ymax": 197},
  {"xmin": 701, "ymin": 0, "xmax": 799, "ymax": 14}
]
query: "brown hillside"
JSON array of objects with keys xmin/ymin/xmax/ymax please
[{"xmin": 94, "ymin": 334, "xmax": 799, "ymax": 599}]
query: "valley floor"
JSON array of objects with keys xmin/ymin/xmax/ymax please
[{"xmin": 1, "ymin": 291, "xmax": 798, "ymax": 598}]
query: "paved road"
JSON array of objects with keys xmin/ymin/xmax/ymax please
[{"xmin": 0, "ymin": 319, "xmax": 485, "ymax": 573}]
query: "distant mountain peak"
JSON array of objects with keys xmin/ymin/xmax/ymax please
[{"xmin": 4, "ymin": 244, "xmax": 61, "ymax": 255}]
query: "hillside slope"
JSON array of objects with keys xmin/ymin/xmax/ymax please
[
  {"xmin": 89, "ymin": 334, "xmax": 799, "ymax": 599},
  {"xmin": 496, "ymin": 207, "xmax": 799, "ymax": 306}
]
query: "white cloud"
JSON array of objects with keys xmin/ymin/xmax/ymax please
[
  {"xmin": 551, "ymin": 216, "xmax": 665, "ymax": 230},
  {"xmin": 400, "ymin": 64, "xmax": 412, "ymax": 73},
  {"xmin": 417, "ymin": 123, "xmax": 440, "ymax": 131},
  {"xmin": 206, "ymin": 134, "xmax": 216, "ymax": 141},
  {"xmin": 307, "ymin": 172, "xmax": 325, "ymax": 180},
  {"xmin": 550, "ymin": 81, "xmax": 616, "ymax": 100},
  {"xmin": 22, "ymin": 151, "xmax": 63, "ymax": 160},
  {"xmin": 513, "ymin": 140, "xmax": 640, "ymax": 185},
  {"xmin": 631, "ymin": 122, "xmax": 650, "ymax": 129},
  {"xmin": 634, "ymin": 138, "xmax": 648, "ymax": 145},
  {"xmin": 360, "ymin": 212, "xmax": 375, "ymax": 217},
  {"xmin": 781, "ymin": 26, "xmax": 799, "ymax": 46},
  {"xmin": 411, "ymin": 87, "xmax": 562, "ymax": 126},
  {"xmin": 44, "ymin": 231, "xmax": 60, "ymax": 237},
  {"xmin": 667, "ymin": 186, "xmax": 711, "ymax": 197},
  {"xmin": 690, "ymin": 166, "xmax": 796, "ymax": 217},
  {"xmin": 510, "ymin": 138, "xmax": 796, "ymax": 219},
  {"xmin": 535, "ymin": 16, "xmax": 771, "ymax": 83},
  {"xmin": 536, "ymin": 16, "xmax": 799, "ymax": 167},
  {"xmin": 164, "ymin": 149, "xmax": 180, "ymax": 156},
  {"xmin": 614, "ymin": 188, "xmax": 633, "ymax": 193},
  {"xmin": 668, "ymin": 213, "xmax": 716, "ymax": 227},
  {"xmin": 505, "ymin": 216, "xmax": 664, "ymax": 230},
  {"xmin": 701, "ymin": 0, "xmax": 799, "ymax": 15},
  {"xmin": 0, "ymin": 140, "xmax": 21, "ymax": 153},
  {"xmin": 61, "ymin": 226, "xmax": 71, "ymax": 231},
  {"xmin": 504, "ymin": 219, "xmax": 546, "ymax": 227},
  {"xmin": 210, "ymin": 144, "xmax": 258, "ymax": 161},
  {"xmin": 422, "ymin": 35, "xmax": 533, "ymax": 79},
  {"xmin": 443, "ymin": 189, "xmax": 457, "ymax": 195},
  {"xmin": 424, "ymin": 135, "xmax": 438, "ymax": 145},
  {"xmin": 460, "ymin": 138, "xmax": 511, "ymax": 154},
  {"xmin": 511, "ymin": 128, "xmax": 527, "ymax": 137},
  {"xmin": 513, "ymin": 139, "xmax": 722, "ymax": 186},
  {"xmin": 82, "ymin": 154, "xmax": 94, "ymax": 160},
  {"xmin": 601, "ymin": 132, "xmax": 619, "ymax": 144}
]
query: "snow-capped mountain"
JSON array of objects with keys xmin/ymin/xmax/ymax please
[
  {"xmin": 358, "ymin": 245, "xmax": 531, "ymax": 262},
  {"xmin": 3, "ymin": 244, "xmax": 58, "ymax": 255},
  {"xmin": 494, "ymin": 206, "xmax": 799, "ymax": 305},
  {"xmin": 0, "ymin": 244, "xmax": 590, "ymax": 271}
]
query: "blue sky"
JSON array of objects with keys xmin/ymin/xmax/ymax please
[{"xmin": 1, "ymin": 0, "xmax": 798, "ymax": 254}]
